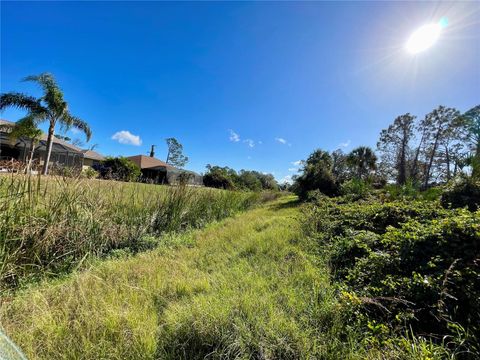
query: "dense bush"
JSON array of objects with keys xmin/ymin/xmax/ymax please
[
  {"xmin": 340, "ymin": 178, "xmax": 372, "ymax": 199},
  {"xmin": 441, "ymin": 176, "xmax": 480, "ymax": 211},
  {"xmin": 302, "ymin": 194, "xmax": 480, "ymax": 357},
  {"xmin": 203, "ymin": 164, "xmax": 278, "ymax": 191},
  {"xmin": 292, "ymin": 149, "xmax": 339, "ymax": 199},
  {"xmin": 94, "ymin": 156, "xmax": 141, "ymax": 182},
  {"xmin": 202, "ymin": 169, "xmax": 236, "ymax": 189}
]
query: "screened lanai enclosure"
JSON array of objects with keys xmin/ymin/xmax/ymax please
[{"xmin": 0, "ymin": 119, "xmax": 84, "ymax": 171}]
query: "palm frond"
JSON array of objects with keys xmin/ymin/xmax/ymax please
[
  {"xmin": 60, "ymin": 112, "xmax": 92, "ymax": 141},
  {"xmin": 9, "ymin": 115, "xmax": 43, "ymax": 141},
  {"xmin": 0, "ymin": 92, "xmax": 44, "ymax": 112},
  {"xmin": 23, "ymin": 73, "xmax": 58, "ymax": 92},
  {"xmin": 23, "ymin": 73, "xmax": 67, "ymax": 116}
]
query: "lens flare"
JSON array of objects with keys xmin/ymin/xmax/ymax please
[{"xmin": 406, "ymin": 22, "xmax": 442, "ymax": 54}]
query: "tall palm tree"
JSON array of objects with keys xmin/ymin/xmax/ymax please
[
  {"xmin": 0, "ymin": 73, "xmax": 91, "ymax": 175},
  {"xmin": 347, "ymin": 146, "xmax": 377, "ymax": 180}
]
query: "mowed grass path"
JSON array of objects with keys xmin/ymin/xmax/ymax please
[{"xmin": 1, "ymin": 196, "xmax": 353, "ymax": 359}]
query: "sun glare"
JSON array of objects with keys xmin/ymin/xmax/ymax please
[{"xmin": 406, "ymin": 22, "xmax": 443, "ymax": 54}]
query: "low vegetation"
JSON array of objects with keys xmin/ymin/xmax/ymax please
[
  {"xmin": 4, "ymin": 194, "xmax": 475, "ymax": 359},
  {"xmin": 302, "ymin": 190, "xmax": 479, "ymax": 357},
  {"xmin": 0, "ymin": 174, "xmax": 276, "ymax": 291}
]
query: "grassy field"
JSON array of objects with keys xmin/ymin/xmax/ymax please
[
  {"xmin": 0, "ymin": 195, "xmax": 452, "ymax": 359},
  {"xmin": 0, "ymin": 174, "xmax": 274, "ymax": 291}
]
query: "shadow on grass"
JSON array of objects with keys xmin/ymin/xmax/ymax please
[{"xmin": 268, "ymin": 197, "xmax": 301, "ymax": 211}]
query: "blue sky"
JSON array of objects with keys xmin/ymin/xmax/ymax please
[{"xmin": 1, "ymin": 1, "xmax": 479, "ymax": 182}]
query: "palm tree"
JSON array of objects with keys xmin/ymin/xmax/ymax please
[
  {"xmin": 347, "ymin": 146, "xmax": 377, "ymax": 180},
  {"xmin": 0, "ymin": 73, "xmax": 91, "ymax": 175},
  {"xmin": 2, "ymin": 117, "xmax": 43, "ymax": 173}
]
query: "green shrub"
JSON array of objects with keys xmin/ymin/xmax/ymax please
[
  {"xmin": 302, "ymin": 196, "xmax": 480, "ymax": 356},
  {"xmin": 94, "ymin": 156, "xmax": 141, "ymax": 182},
  {"xmin": 81, "ymin": 167, "xmax": 99, "ymax": 179},
  {"xmin": 203, "ymin": 171, "xmax": 235, "ymax": 189},
  {"xmin": 340, "ymin": 178, "xmax": 372, "ymax": 199},
  {"xmin": 441, "ymin": 175, "xmax": 480, "ymax": 211}
]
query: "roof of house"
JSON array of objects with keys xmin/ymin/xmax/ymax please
[
  {"xmin": 127, "ymin": 155, "xmax": 176, "ymax": 170},
  {"xmin": 0, "ymin": 119, "xmax": 14, "ymax": 127},
  {"xmin": 82, "ymin": 149, "xmax": 105, "ymax": 161},
  {"xmin": 1, "ymin": 119, "xmax": 83, "ymax": 154}
]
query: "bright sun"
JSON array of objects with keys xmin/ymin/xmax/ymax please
[{"xmin": 406, "ymin": 21, "xmax": 445, "ymax": 54}]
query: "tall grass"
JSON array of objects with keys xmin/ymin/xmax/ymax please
[{"xmin": 0, "ymin": 174, "xmax": 273, "ymax": 290}]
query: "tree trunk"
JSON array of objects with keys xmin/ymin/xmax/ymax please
[
  {"xmin": 26, "ymin": 139, "xmax": 36, "ymax": 174},
  {"xmin": 42, "ymin": 120, "xmax": 55, "ymax": 175},
  {"xmin": 166, "ymin": 150, "xmax": 170, "ymax": 164},
  {"xmin": 445, "ymin": 146, "xmax": 451, "ymax": 181},
  {"xmin": 473, "ymin": 142, "xmax": 480, "ymax": 179},
  {"xmin": 424, "ymin": 132, "xmax": 440, "ymax": 189},
  {"xmin": 397, "ymin": 144, "xmax": 407, "ymax": 185},
  {"xmin": 397, "ymin": 127, "xmax": 409, "ymax": 185},
  {"xmin": 411, "ymin": 129, "xmax": 426, "ymax": 185}
]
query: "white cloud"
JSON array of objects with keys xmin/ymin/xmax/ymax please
[
  {"xmin": 243, "ymin": 139, "xmax": 255, "ymax": 148},
  {"xmin": 288, "ymin": 168, "xmax": 298, "ymax": 172},
  {"xmin": 338, "ymin": 140, "xmax": 351, "ymax": 148},
  {"xmin": 111, "ymin": 130, "xmax": 142, "ymax": 146},
  {"xmin": 275, "ymin": 137, "xmax": 291, "ymax": 146},
  {"xmin": 258, "ymin": 140, "xmax": 263, "ymax": 145},
  {"xmin": 70, "ymin": 127, "xmax": 80, "ymax": 134},
  {"xmin": 291, "ymin": 160, "xmax": 302, "ymax": 166},
  {"xmin": 229, "ymin": 129, "xmax": 240, "ymax": 142}
]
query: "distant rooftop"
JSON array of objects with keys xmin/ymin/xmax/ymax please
[
  {"xmin": 81, "ymin": 149, "xmax": 105, "ymax": 161},
  {"xmin": 127, "ymin": 154, "xmax": 176, "ymax": 170}
]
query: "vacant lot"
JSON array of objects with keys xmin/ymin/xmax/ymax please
[{"xmin": 1, "ymin": 176, "xmax": 477, "ymax": 359}]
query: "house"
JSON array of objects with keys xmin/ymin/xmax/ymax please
[
  {"xmin": 1, "ymin": 119, "xmax": 84, "ymax": 169},
  {"xmin": 81, "ymin": 149, "xmax": 105, "ymax": 169},
  {"xmin": 127, "ymin": 154, "xmax": 203, "ymax": 186}
]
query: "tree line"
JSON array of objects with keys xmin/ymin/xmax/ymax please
[
  {"xmin": 203, "ymin": 165, "xmax": 278, "ymax": 191},
  {"xmin": 292, "ymin": 104, "xmax": 479, "ymax": 199}
]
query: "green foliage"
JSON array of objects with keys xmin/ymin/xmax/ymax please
[
  {"xmin": 95, "ymin": 156, "xmax": 141, "ymax": 182},
  {"xmin": 340, "ymin": 178, "xmax": 372, "ymax": 199},
  {"xmin": 202, "ymin": 165, "xmax": 238, "ymax": 189},
  {"xmin": 81, "ymin": 167, "xmax": 99, "ymax": 179},
  {"xmin": 458, "ymin": 105, "xmax": 480, "ymax": 178},
  {"xmin": 293, "ymin": 149, "xmax": 339, "ymax": 199},
  {"xmin": 302, "ymin": 195, "xmax": 480, "ymax": 356},
  {"xmin": 346, "ymin": 146, "xmax": 377, "ymax": 180},
  {"xmin": 441, "ymin": 175, "xmax": 480, "ymax": 211},
  {"xmin": 203, "ymin": 164, "xmax": 278, "ymax": 191}
]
